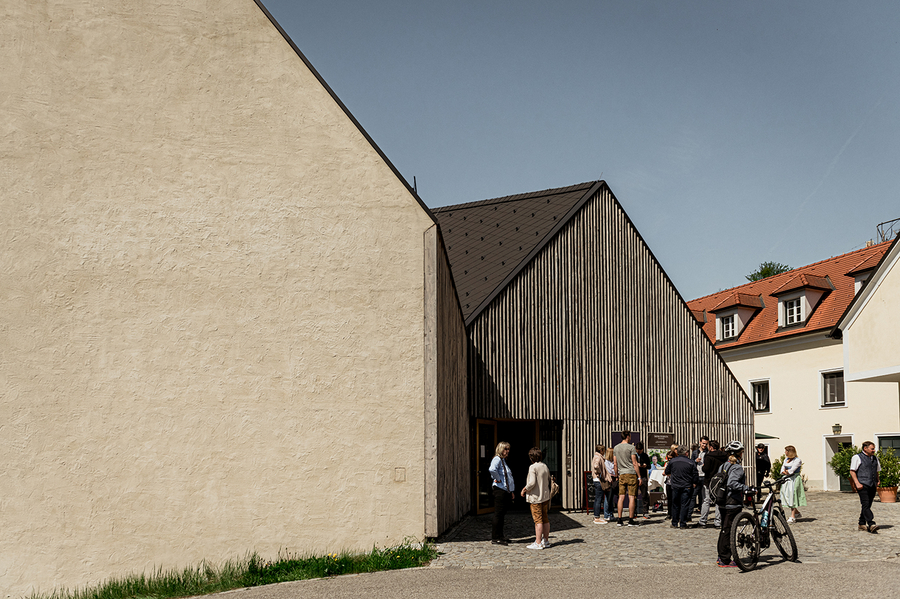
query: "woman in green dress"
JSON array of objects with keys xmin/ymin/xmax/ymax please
[{"xmin": 780, "ymin": 445, "xmax": 807, "ymax": 523}]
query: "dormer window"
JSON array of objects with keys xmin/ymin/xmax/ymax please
[
  {"xmin": 772, "ymin": 273, "xmax": 832, "ymax": 329},
  {"xmin": 784, "ymin": 298, "xmax": 801, "ymax": 325},
  {"xmin": 710, "ymin": 293, "xmax": 764, "ymax": 342},
  {"xmin": 846, "ymin": 254, "xmax": 879, "ymax": 295},
  {"xmin": 722, "ymin": 315, "xmax": 736, "ymax": 339}
]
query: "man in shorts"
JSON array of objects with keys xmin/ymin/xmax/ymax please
[{"xmin": 613, "ymin": 429, "xmax": 642, "ymax": 526}]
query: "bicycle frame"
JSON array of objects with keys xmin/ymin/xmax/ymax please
[
  {"xmin": 731, "ymin": 475, "xmax": 798, "ymax": 571},
  {"xmin": 742, "ymin": 477, "xmax": 788, "ymax": 549}
]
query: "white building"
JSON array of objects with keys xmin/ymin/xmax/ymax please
[{"xmin": 688, "ymin": 239, "xmax": 900, "ymax": 490}]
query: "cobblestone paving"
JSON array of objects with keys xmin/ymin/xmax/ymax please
[{"xmin": 431, "ymin": 492, "xmax": 900, "ymax": 568}]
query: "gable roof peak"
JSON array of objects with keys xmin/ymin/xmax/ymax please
[{"xmin": 432, "ymin": 181, "xmax": 605, "ymax": 322}]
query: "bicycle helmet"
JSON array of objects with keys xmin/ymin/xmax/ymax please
[{"xmin": 724, "ymin": 440, "xmax": 744, "ymax": 455}]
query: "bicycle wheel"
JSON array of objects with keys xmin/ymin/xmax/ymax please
[
  {"xmin": 771, "ymin": 510, "xmax": 798, "ymax": 561},
  {"xmin": 730, "ymin": 512, "xmax": 760, "ymax": 571}
]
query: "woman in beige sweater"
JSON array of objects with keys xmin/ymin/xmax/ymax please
[{"xmin": 520, "ymin": 447, "xmax": 552, "ymax": 549}]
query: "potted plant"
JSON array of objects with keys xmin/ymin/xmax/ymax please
[
  {"xmin": 770, "ymin": 454, "xmax": 786, "ymax": 481},
  {"xmin": 875, "ymin": 449, "xmax": 899, "ymax": 503}
]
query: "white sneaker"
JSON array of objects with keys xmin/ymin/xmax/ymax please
[
  {"xmin": 526, "ymin": 542, "xmax": 543, "ymax": 550},
  {"xmin": 787, "ymin": 517, "xmax": 795, "ymax": 523},
  {"xmin": 541, "ymin": 540, "xmax": 551, "ymax": 548},
  {"xmin": 593, "ymin": 518, "xmax": 608, "ymax": 524}
]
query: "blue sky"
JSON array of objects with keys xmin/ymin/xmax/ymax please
[{"xmin": 261, "ymin": 0, "xmax": 900, "ymax": 300}]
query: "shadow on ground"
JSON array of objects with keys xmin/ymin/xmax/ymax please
[{"xmin": 438, "ymin": 510, "xmax": 585, "ymax": 543}]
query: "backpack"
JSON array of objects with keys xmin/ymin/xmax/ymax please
[{"xmin": 709, "ymin": 463, "xmax": 732, "ymax": 506}]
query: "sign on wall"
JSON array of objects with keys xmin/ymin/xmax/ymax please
[{"xmin": 647, "ymin": 432, "xmax": 675, "ymax": 449}]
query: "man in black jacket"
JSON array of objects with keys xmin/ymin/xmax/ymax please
[
  {"xmin": 664, "ymin": 445, "xmax": 699, "ymax": 529},
  {"xmin": 700, "ymin": 440, "xmax": 727, "ymax": 528},
  {"xmin": 755, "ymin": 444, "xmax": 771, "ymax": 502}
]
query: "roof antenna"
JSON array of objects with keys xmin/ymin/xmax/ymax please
[{"xmin": 413, "ymin": 176, "xmax": 417, "ymax": 194}]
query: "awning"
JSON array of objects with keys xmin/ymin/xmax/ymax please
[{"xmin": 755, "ymin": 432, "xmax": 779, "ymax": 439}]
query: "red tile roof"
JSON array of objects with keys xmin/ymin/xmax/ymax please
[
  {"xmin": 771, "ymin": 273, "xmax": 832, "ymax": 296},
  {"xmin": 710, "ymin": 292, "xmax": 765, "ymax": 313},
  {"xmin": 687, "ymin": 241, "xmax": 893, "ymax": 349},
  {"xmin": 847, "ymin": 252, "xmax": 883, "ymax": 276}
]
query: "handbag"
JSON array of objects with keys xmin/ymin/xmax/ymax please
[{"xmin": 550, "ymin": 475, "xmax": 560, "ymax": 498}]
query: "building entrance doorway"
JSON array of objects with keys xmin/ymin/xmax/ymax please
[
  {"xmin": 825, "ymin": 436, "xmax": 853, "ymax": 491},
  {"xmin": 474, "ymin": 419, "xmax": 562, "ymax": 514}
]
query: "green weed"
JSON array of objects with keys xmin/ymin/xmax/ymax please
[{"xmin": 29, "ymin": 540, "xmax": 438, "ymax": 599}]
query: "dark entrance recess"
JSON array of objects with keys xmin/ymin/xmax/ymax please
[
  {"xmin": 474, "ymin": 419, "xmax": 563, "ymax": 514},
  {"xmin": 839, "ymin": 441, "xmax": 853, "ymax": 492}
]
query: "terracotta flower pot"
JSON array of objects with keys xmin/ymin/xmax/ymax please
[{"xmin": 876, "ymin": 486, "xmax": 898, "ymax": 503}]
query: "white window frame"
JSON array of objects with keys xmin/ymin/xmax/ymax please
[
  {"xmin": 722, "ymin": 314, "xmax": 736, "ymax": 339},
  {"xmin": 820, "ymin": 368, "xmax": 846, "ymax": 408},
  {"xmin": 784, "ymin": 297, "xmax": 802, "ymax": 325},
  {"xmin": 777, "ymin": 291, "xmax": 804, "ymax": 327},
  {"xmin": 750, "ymin": 378, "xmax": 771, "ymax": 414}
]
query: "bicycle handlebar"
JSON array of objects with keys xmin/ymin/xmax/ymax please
[{"xmin": 761, "ymin": 475, "xmax": 792, "ymax": 488}]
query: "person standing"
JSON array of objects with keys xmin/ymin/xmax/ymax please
[
  {"xmin": 603, "ymin": 447, "xmax": 618, "ymax": 522},
  {"xmin": 521, "ymin": 447, "xmax": 552, "ymax": 549},
  {"xmin": 716, "ymin": 441, "xmax": 752, "ymax": 568},
  {"xmin": 691, "ymin": 436, "xmax": 709, "ymax": 516},
  {"xmin": 613, "ymin": 429, "xmax": 642, "ymax": 526},
  {"xmin": 779, "ymin": 445, "xmax": 806, "ymax": 523},
  {"xmin": 755, "ymin": 444, "xmax": 771, "ymax": 502},
  {"xmin": 635, "ymin": 441, "xmax": 652, "ymax": 520},
  {"xmin": 489, "ymin": 441, "xmax": 514, "ymax": 545},
  {"xmin": 850, "ymin": 441, "xmax": 882, "ymax": 534},
  {"xmin": 592, "ymin": 444, "xmax": 608, "ymax": 524},
  {"xmin": 664, "ymin": 443, "xmax": 678, "ymax": 520},
  {"xmin": 700, "ymin": 440, "xmax": 727, "ymax": 529},
  {"xmin": 664, "ymin": 445, "xmax": 698, "ymax": 529}
]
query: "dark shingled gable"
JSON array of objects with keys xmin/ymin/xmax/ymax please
[{"xmin": 432, "ymin": 182, "xmax": 601, "ymax": 322}]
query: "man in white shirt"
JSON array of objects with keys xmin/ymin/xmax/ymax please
[{"xmin": 850, "ymin": 441, "xmax": 881, "ymax": 533}]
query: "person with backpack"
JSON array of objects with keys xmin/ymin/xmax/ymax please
[
  {"xmin": 699, "ymin": 440, "xmax": 727, "ymax": 528},
  {"xmin": 715, "ymin": 441, "xmax": 753, "ymax": 568}
]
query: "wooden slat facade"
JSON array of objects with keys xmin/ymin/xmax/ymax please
[
  {"xmin": 466, "ymin": 185, "xmax": 754, "ymax": 509},
  {"xmin": 424, "ymin": 226, "xmax": 470, "ymax": 535}
]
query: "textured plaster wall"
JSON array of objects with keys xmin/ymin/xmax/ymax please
[
  {"xmin": 845, "ymin": 256, "xmax": 900, "ymax": 378},
  {"xmin": 725, "ymin": 338, "xmax": 899, "ymax": 490},
  {"xmin": 0, "ymin": 1, "xmax": 436, "ymax": 594}
]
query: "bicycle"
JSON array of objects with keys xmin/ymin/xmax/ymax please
[{"xmin": 730, "ymin": 476, "xmax": 798, "ymax": 571}]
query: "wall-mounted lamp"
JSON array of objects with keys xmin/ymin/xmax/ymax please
[{"xmin": 832, "ymin": 423, "xmax": 842, "ymax": 435}]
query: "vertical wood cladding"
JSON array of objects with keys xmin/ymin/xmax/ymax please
[
  {"xmin": 424, "ymin": 227, "xmax": 470, "ymax": 536},
  {"xmin": 467, "ymin": 187, "xmax": 753, "ymax": 508}
]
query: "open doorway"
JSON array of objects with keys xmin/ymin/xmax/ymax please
[
  {"xmin": 473, "ymin": 419, "xmax": 562, "ymax": 514},
  {"xmin": 824, "ymin": 436, "xmax": 852, "ymax": 491}
]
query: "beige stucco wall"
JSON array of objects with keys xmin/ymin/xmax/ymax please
[
  {"xmin": 844, "ymin": 249, "xmax": 900, "ymax": 381},
  {"xmin": 0, "ymin": 1, "xmax": 438, "ymax": 595},
  {"xmin": 724, "ymin": 336, "xmax": 900, "ymax": 491}
]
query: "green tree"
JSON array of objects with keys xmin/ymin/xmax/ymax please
[{"xmin": 746, "ymin": 261, "xmax": 791, "ymax": 282}]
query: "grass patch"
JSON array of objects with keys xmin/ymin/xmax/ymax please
[{"xmin": 30, "ymin": 540, "xmax": 438, "ymax": 599}]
